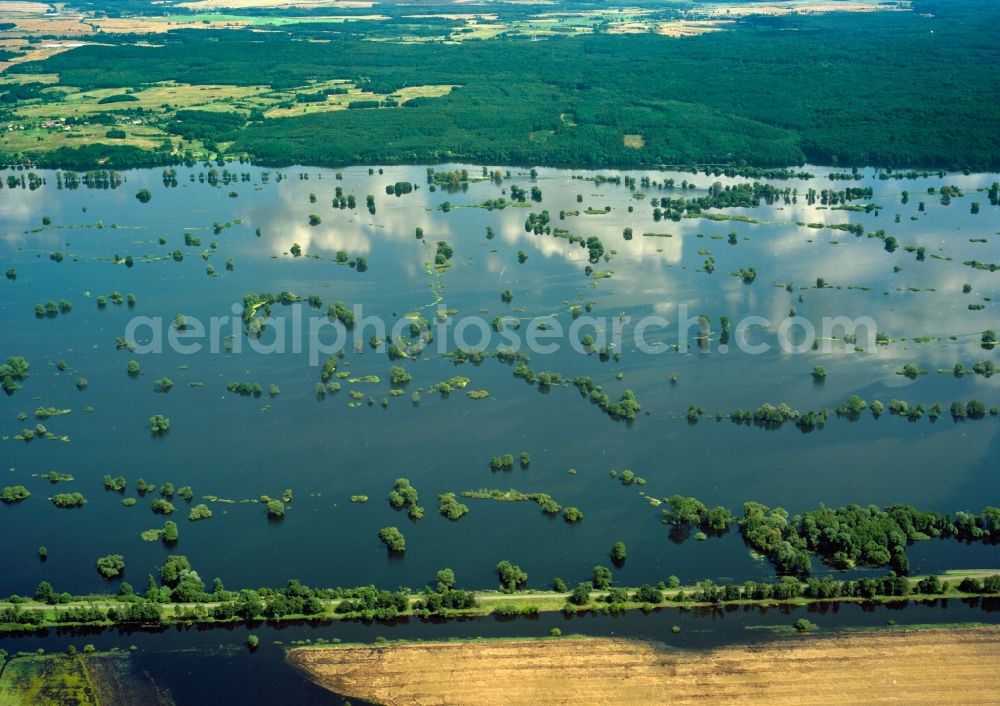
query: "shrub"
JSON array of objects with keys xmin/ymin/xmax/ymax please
[{"xmin": 793, "ymin": 618, "xmax": 816, "ymax": 633}]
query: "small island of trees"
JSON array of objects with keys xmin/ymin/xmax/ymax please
[
  {"xmin": 188, "ymin": 504, "xmax": 213, "ymax": 521},
  {"xmin": 388, "ymin": 478, "xmax": 423, "ymax": 520},
  {"xmin": 378, "ymin": 526, "xmax": 405, "ymax": 552},
  {"xmin": 1, "ymin": 356, "xmax": 30, "ymax": 394},
  {"xmin": 96, "ymin": 555, "xmax": 125, "ymax": 579},
  {"xmin": 438, "ymin": 493, "xmax": 469, "ymax": 521},
  {"xmin": 51, "ymin": 493, "xmax": 86, "ymax": 508},
  {"xmin": 1, "ymin": 486, "xmax": 30, "ymax": 504},
  {"xmin": 562, "ymin": 507, "xmax": 583, "ymax": 523},
  {"xmin": 149, "ymin": 415, "xmax": 170, "ymax": 434}
]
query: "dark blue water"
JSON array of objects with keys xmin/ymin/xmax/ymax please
[{"xmin": 1, "ymin": 163, "xmax": 998, "ymax": 599}]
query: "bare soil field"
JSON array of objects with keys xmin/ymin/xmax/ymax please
[
  {"xmin": 654, "ymin": 20, "xmax": 733, "ymax": 37},
  {"xmin": 0, "ymin": 1, "xmax": 50, "ymax": 14},
  {"xmin": 700, "ymin": 1, "xmax": 909, "ymax": 18},
  {"xmin": 288, "ymin": 627, "xmax": 1000, "ymax": 706}
]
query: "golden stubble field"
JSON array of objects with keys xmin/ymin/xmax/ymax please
[{"xmin": 288, "ymin": 627, "xmax": 1000, "ymax": 705}]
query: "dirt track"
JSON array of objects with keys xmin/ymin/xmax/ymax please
[{"xmin": 288, "ymin": 627, "xmax": 1000, "ymax": 705}]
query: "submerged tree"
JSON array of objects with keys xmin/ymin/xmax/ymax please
[
  {"xmin": 96, "ymin": 554, "xmax": 125, "ymax": 579},
  {"xmin": 496, "ymin": 560, "xmax": 527, "ymax": 592},
  {"xmin": 149, "ymin": 414, "xmax": 170, "ymax": 434},
  {"xmin": 378, "ymin": 526, "xmax": 406, "ymax": 552}
]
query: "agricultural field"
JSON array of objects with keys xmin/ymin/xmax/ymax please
[
  {"xmin": 0, "ymin": 653, "xmax": 95, "ymax": 705},
  {"xmin": 0, "ymin": 0, "xmax": 911, "ymax": 45},
  {"xmin": 289, "ymin": 628, "xmax": 1000, "ymax": 705},
  {"xmin": 0, "ymin": 74, "xmax": 457, "ymax": 157}
]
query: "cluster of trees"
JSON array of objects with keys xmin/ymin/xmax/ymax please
[
  {"xmin": 96, "ymin": 555, "xmax": 125, "ymax": 579},
  {"xmin": 388, "ymin": 478, "xmax": 423, "ymax": 519},
  {"xmin": 688, "ymin": 395, "xmax": 1000, "ymax": 431},
  {"xmin": 661, "ymin": 496, "xmax": 733, "ymax": 541},
  {"xmin": 613, "ymin": 469, "xmax": 645, "ymax": 486},
  {"xmin": 4, "ymin": 562, "xmax": 999, "ymax": 632},
  {"xmin": 165, "ymin": 110, "xmax": 246, "ymax": 143},
  {"xmin": 572, "ymin": 378, "xmax": 641, "ymax": 420},
  {"xmin": 562, "ymin": 507, "xmax": 583, "ymax": 523},
  {"xmin": 677, "ymin": 575, "xmax": 900, "ymax": 604},
  {"xmin": 1, "ymin": 485, "xmax": 30, "ymax": 503},
  {"xmin": 497, "ymin": 561, "xmax": 528, "ymax": 592},
  {"xmin": 51, "ymin": 493, "xmax": 86, "ymax": 508},
  {"xmin": 103, "ymin": 475, "xmax": 126, "ymax": 492},
  {"xmin": 41, "ymin": 471, "xmax": 72, "ymax": 483},
  {"xmin": 1, "ymin": 356, "xmax": 29, "ymax": 395},
  {"xmin": 524, "ymin": 210, "xmax": 550, "ymax": 234},
  {"xmin": 33, "ymin": 300, "xmax": 73, "ymax": 318},
  {"xmin": 153, "ymin": 377, "xmax": 174, "ymax": 393},
  {"xmin": 562, "ymin": 571, "xmax": 1000, "ymax": 613},
  {"xmin": 461, "ymin": 488, "xmax": 561, "ymax": 515},
  {"xmin": 678, "ymin": 572, "xmax": 1000, "ymax": 605},
  {"xmin": 389, "ymin": 365, "xmax": 412, "ymax": 385},
  {"xmin": 327, "ymin": 301, "xmax": 355, "ymax": 329},
  {"xmin": 262, "ymin": 491, "xmax": 291, "ymax": 518},
  {"xmin": 412, "ymin": 588, "xmax": 477, "ymax": 615},
  {"xmin": 142, "ymin": 520, "xmax": 179, "ymax": 544},
  {"xmin": 728, "ymin": 402, "xmax": 827, "ymax": 431},
  {"xmin": 227, "ymin": 381, "xmax": 263, "ymax": 397},
  {"xmin": 378, "ymin": 526, "xmax": 405, "ymax": 552},
  {"xmin": 510, "ymin": 363, "xmax": 562, "ymax": 391},
  {"xmin": 386, "ymin": 181, "xmax": 413, "ymax": 196},
  {"xmin": 489, "ymin": 454, "xmax": 515, "ymax": 471},
  {"xmin": 333, "ymin": 586, "xmax": 408, "ymax": 619},
  {"xmin": 151, "ymin": 498, "xmax": 175, "ymax": 515},
  {"xmin": 434, "ymin": 240, "xmax": 454, "ymax": 266},
  {"xmin": 189, "ymin": 504, "xmax": 213, "ymax": 521},
  {"xmin": 239, "ymin": 291, "xmax": 309, "ymax": 335},
  {"xmin": 438, "ymin": 493, "xmax": 469, "ymax": 520},
  {"xmin": 740, "ymin": 501, "xmax": 1000, "ymax": 576}
]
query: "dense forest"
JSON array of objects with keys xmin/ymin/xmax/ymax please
[{"xmin": 4, "ymin": 0, "xmax": 1000, "ymax": 169}]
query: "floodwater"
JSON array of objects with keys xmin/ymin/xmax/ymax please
[{"xmin": 0, "ymin": 163, "xmax": 999, "ymax": 697}]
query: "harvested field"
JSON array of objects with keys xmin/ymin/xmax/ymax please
[
  {"xmin": 288, "ymin": 627, "xmax": 1000, "ymax": 705},
  {"xmin": 0, "ymin": 42, "xmax": 88, "ymax": 70},
  {"xmin": 623, "ymin": 133, "xmax": 645, "ymax": 149},
  {"xmin": 177, "ymin": 0, "xmax": 375, "ymax": 9},
  {"xmin": 655, "ymin": 20, "xmax": 733, "ymax": 37},
  {"xmin": 0, "ymin": 1, "xmax": 51, "ymax": 14},
  {"xmin": 699, "ymin": 1, "xmax": 909, "ymax": 18}
]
